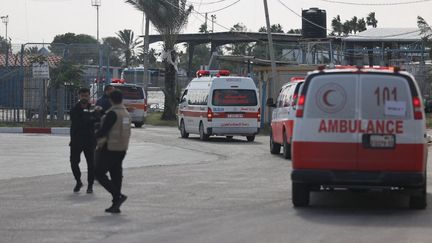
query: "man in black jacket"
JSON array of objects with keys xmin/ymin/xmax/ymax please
[
  {"xmin": 96, "ymin": 85, "xmax": 114, "ymax": 114},
  {"xmin": 69, "ymin": 87, "xmax": 96, "ymax": 193}
]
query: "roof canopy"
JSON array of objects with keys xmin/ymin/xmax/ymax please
[{"xmin": 343, "ymin": 28, "xmax": 423, "ymax": 42}]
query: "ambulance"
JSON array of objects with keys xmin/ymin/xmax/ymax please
[
  {"xmin": 110, "ymin": 82, "xmax": 147, "ymax": 128},
  {"xmin": 91, "ymin": 80, "xmax": 147, "ymax": 128},
  {"xmin": 291, "ymin": 66, "xmax": 428, "ymax": 209},
  {"xmin": 178, "ymin": 70, "xmax": 260, "ymax": 141},
  {"xmin": 267, "ymin": 77, "xmax": 305, "ymax": 159}
]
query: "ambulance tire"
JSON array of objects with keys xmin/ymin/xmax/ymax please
[
  {"xmin": 292, "ymin": 182, "xmax": 310, "ymax": 207},
  {"xmin": 199, "ymin": 122, "xmax": 209, "ymax": 141},
  {"xmin": 409, "ymin": 181, "xmax": 427, "ymax": 210},
  {"xmin": 246, "ymin": 135, "xmax": 255, "ymax": 142},
  {"xmin": 134, "ymin": 122, "xmax": 143, "ymax": 128},
  {"xmin": 180, "ymin": 120, "xmax": 189, "ymax": 138},
  {"xmin": 283, "ymin": 131, "xmax": 291, "ymax": 159},
  {"xmin": 270, "ymin": 131, "xmax": 281, "ymax": 154}
]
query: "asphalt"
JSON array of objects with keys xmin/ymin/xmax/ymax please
[{"xmin": 0, "ymin": 126, "xmax": 432, "ymax": 243}]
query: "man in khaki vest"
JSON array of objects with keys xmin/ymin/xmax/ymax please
[{"xmin": 95, "ymin": 90, "xmax": 131, "ymax": 214}]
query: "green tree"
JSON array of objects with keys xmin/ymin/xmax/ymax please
[
  {"xmin": 226, "ymin": 23, "xmax": 252, "ymax": 55},
  {"xmin": 331, "ymin": 15, "xmax": 343, "ymax": 36},
  {"xmin": 252, "ymin": 24, "xmax": 285, "ymax": 59},
  {"xmin": 357, "ymin": 18, "xmax": 367, "ymax": 32},
  {"xmin": 199, "ymin": 23, "xmax": 208, "ymax": 33},
  {"xmin": 417, "ymin": 16, "xmax": 432, "ymax": 58},
  {"xmin": 25, "ymin": 46, "xmax": 39, "ymax": 55},
  {"xmin": 50, "ymin": 60, "xmax": 84, "ymax": 88},
  {"xmin": 287, "ymin": 29, "xmax": 302, "ymax": 34},
  {"xmin": 126, "ymin": 0, "xmax": 193, "ymax": 120},
  {"xmin": 103, "ymin": 36, "xmax": 123, "ymax": 67},
  {"xmin": 366, "ymin": 12, "xmax": 378, "ymax": 28},
  {"xmin": 50, "ymin": 33, "xmax": 99, "ymax": 65},
  {"xmin": 350, "ymin": 16, "xmax": 359, "ymax": 34},
  {"xmin": 116, "ymin": 29, "xmax": 142, "ymax": 67}
]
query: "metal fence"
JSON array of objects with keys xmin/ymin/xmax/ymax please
[{"xmin": 0, "ymin": 43, "xmax": 112, "ymax": 126}]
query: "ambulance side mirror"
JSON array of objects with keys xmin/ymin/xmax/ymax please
[{"xmin": 266, "ymin": 98, "xmax": 276, "ymax": 108}]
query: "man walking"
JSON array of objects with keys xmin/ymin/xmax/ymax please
[
  {"xmin": 95, "ymin": 90, "xmax": 131, "ymax": 213},
  {"xmin": 69, "ymin": 87, "xmax": 96, "ymax": 193}
]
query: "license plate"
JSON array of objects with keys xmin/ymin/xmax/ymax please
[
  {"xmin": 369, "ymin": 135, "xmax": 395, "ymax": 148},
  {"xmin": 227, "ymin": 114, "xmax": 244, "ymax": 118}
]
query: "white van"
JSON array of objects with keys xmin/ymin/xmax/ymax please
[
  {"xmin": 291, "ymin": 67, "xmax": 428, "ymax": 209},
  {"xmin": 111, "ymin": 83, "xmax": 148, "ymax": 128},
  {"xmin": 91, "ymin": 81, "xmax": 148, "ymax": 128},
  {"xmin": 178, "ymin": 70, "xmax": 260, "ymax": 142}
]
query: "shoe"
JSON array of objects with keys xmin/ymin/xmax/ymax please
[
  {"xmin": 105, "ymin": 194, "xmax": 127, "ymax": 214},
  {"xmin": 105, "ymin": 204, "xmax": 121, "ymax": 214},
  {"xmin": 115, "ymin": 194, "xmax": 127, "ymax": 209},
  {"xmin": 86, "ymin": 185, "xmax": 93, "ymax": 194},
  {"xmin": 73, "ymin": 182, "xmax": 83, "ymax": 193}
]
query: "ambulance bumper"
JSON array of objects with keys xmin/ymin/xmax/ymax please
[
  {"xmin": 291, "ymin": 169, "xmax": 425, "ymax": 188},
  {"xmin": 208, "ymin": 127, "xmax": 259, "ymax": 136}
]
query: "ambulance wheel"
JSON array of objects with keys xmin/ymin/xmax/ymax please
[
  {"xmin": 134, "ymin": 122, "xmax": 143, "ymax": 128},
  {"xmin": 226, "ymin": 136, "xmax": 233, "ymax": 140},
  {"xmin": 292, "ymin": 182, "xmax": 310, "ymax": 207},
  {"xmin": 180, "ymin": 120, "xmax": 189, "ymax": 138},
  {"xmin": 270, "ymin": 130, "xmax": 281, "ymax": 154},
  {"xmin": 199, "ymin": 122, "xmax": 209, "ymax": 141},
  {"xmin": 409, "ymin": 183, "xmax": 427, "ymax": 210},
  {"xmin": 283, "ymin": 131, "xmax": 291, "ymax": 159},
  {"xmin": 246, "ymin": 135, "xmax": 255, "ymax": 142}
]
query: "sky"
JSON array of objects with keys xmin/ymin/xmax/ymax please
[{"xmin": 0, "ymin": 0, "xmax": 431, "ymax": 49}]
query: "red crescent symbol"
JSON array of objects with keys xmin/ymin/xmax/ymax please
[{"xmin": 323, "ymin": 90, "xmax": 335, "ymax": 107}]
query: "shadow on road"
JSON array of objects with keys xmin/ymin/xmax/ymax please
[
  {"xmin": 292, "ymin": 190, "xmax": 432, "ymax": 228},
  {"xmin": 185, "ymin": 136, "xmax": 263, "ymax": 145}
]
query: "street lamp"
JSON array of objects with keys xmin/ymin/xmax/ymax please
[
  {"xmin": 1, "ymin": 15, "xmax": 9, "ymax": 40},
  {"xmin": 91, "ymin": 0, "xmax": 101, "ymax": 42}
]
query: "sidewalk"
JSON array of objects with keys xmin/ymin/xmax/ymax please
[{"xmin": 0, "ymin": 127, "xmax": 69, "ymax": 134}]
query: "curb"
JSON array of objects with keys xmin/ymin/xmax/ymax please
[{"xmin": 0, "ymin": 127, "xmax": 69, "ymax": 134}]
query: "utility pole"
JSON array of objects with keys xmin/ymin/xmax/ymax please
[
  {"xmin": 1, "ymin": 15, "xmax": 8, "ymax": 40},
  {"xmin": 211, "ymin": 14, "xmax": 216, "ymax": 33},
  {"xmin": 205, "ymin": 13, "xmax": 208, "ymax": 33},
  {"xmin": 263, "ymin": 0, "xmax": 278, "ymax": 122},
  {"xmin": 91, "ymin": 0, "xmax": 101, "ymax": 42},
  {"xmin": 143, "ymin": 16, "xmax": 150, "ymax": 87}
]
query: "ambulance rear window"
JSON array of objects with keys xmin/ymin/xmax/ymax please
[
  {"xmin": 212, "ymin": 89, "xmax": 257, "ymax": 106},
  {"xmin": 115, "ymin": 86, "xmax": 144, "ymax": 100},
  {"xmin": 360, "ymin": 74, "xmax": 412, "ymax": 120}
]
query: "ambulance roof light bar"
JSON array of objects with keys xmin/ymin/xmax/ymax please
[{"xmin": 196, "ymin": 70, "xmax": 231, "ymax": 78}]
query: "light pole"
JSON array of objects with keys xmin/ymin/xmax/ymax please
[
  {"xmin": 91, "ymin": 0, "xmax": 101, "ymax": 42},
  {"xmin": 1, "ymin": 15, "xmax": 8, "ymax": 40},
  {"xmin": 210, "ymin": 14, "xmax": 216, "ymax": 33}
]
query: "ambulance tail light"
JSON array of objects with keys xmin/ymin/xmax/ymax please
[
  {"xmin": 207, "ymin": 108, "xmax": 213, "ymax": 122},
  {"xmin": 413, "ymin": 96, "xmax": 423, "ymax": 120},
  {"xmin": 257, "ymin": 108, "xmax": 261, "ymax": 122},
  {"xmin": 296, "ymin": 95, "xmax": 306, "ymax": 118}
]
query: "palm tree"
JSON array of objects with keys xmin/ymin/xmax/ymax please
[
  {"xmin": 126, "ymin": 0, "xmax": 193, "ymax": 120},
  {"xmin": 116, "ymin": 29, "xmax": 142, "ymax": 67},
  {"xmin": 366, "ymin": 12, "xmax": 378, "ymax": 28},
  {"xmin": 25, "ymin": 46, "xmax": 39, "ymax": 55}
]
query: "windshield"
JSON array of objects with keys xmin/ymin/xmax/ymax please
[{"xmin": 212, "ymin": 89, "xmax": 257, "ymax": 106}]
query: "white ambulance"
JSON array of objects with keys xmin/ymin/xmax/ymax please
[
  {"xmin": 291, "ymin": 66, "xmax": 428, "ymax": 209},
  {"xmin": 178, "ymin": 70, "xmax": 261, "ymax": 141}
]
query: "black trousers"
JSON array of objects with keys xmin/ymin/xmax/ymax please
[
  {"xmin": 70, "ymin": 144, "xmax": 95, "ymax": 185},
  {"xmin": 95, "ymin": 147, "xmax": 126, "ymax": 201}
]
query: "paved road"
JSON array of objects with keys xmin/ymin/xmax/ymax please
[{"xmin": 0, "ymin": 126, "xmax": 431, "ymax": 243}]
